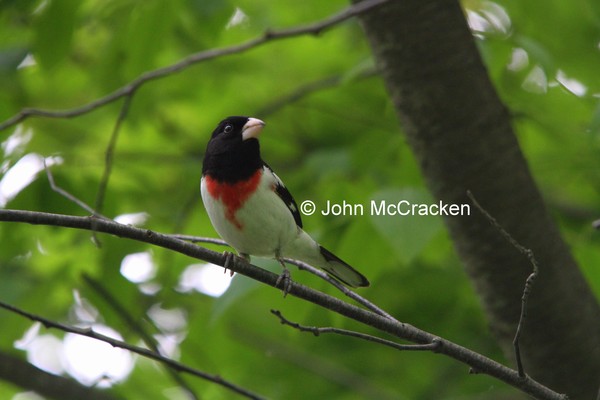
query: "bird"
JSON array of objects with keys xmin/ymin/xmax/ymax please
[{"xmin": 200, "ymin": 116, "xmax": 369, "ymax": 290}]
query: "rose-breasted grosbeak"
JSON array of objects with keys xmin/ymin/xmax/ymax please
[{"xmin": 200, "ymin": 116, "xmax": 369, "ymax": 288}]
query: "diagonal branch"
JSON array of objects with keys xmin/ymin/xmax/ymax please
[
  {"xmin": 0, "ymin": 209, "xmax": 567, "ymax": 400},
  {"xmin": 94, "ymin": 93, "xmax": 134, "ymax": 218},
  {"xmin": 257, "ymin": 66, "xmax": 378, "ymax": 117},
  {"xmin": 0, "ymin": 350, "xmax": 121, "ymax": 400},
  {"xmin": 467, "ymin": 190, "xmax": 538, "ymax": 378},
  {"xmin": 0, "ymin": 299, "xmax": 264, "ymax": 400},
  {"xmin": 0, "ymin": 0, "xmax": 388, "ymax": 132},
  {"xmin": 45, "ymin": 159, "xmax": 107, "ymax": 219},
  {"xmin": 82, "ymin": 274, "xmax": 200, "ymax": 400},
  {"xmin": 283, "ymin": 257, "xmax": 397, "ymax": 321}
]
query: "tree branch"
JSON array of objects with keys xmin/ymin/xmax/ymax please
[
  {"xmin": 257, "ymin": 66, "xmax": 378, "ymax": 117},
  {"xmin": 0, "ymin": 0, "xmax": 388, "ymax": 132},
  {"xmin": 82, "ymin": 274, "xmax": 199, "ymax": 400},
  {"xmin": 0, "ymin": 299, "xmax": 264, "ymax": 400},
  {"xmin": 271, "ymin": 310, "xmax": 439, "ymax": 352},
  {"xmin": 0, "ymin": 209, "xmax": 568, "ymax": 400},
  {"xmin": 467, "ymin": 190, "xmax": 538, "ymax": 378},
  {"xmin": 45, "ymin": 159, "xmax": 107, "ymax": 219},
  {"xmin": 282, "ymin": 257, "xmax": 397, "ymax": 321},
  {"xmin": 169, "ymin": 234, "xmax": 228, "ymax": 246},
  {"xmin": 170, "ymin": 234, "xmax": 397, "ymax": 321},
  {"xmin": 0, "ymin": 350, "xmax": 121, "ymax": 400},
  {"xmin": 93, "ymin": 93, "xmax": 134, "ymax": 218}
]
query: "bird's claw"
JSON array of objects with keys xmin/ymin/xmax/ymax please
[
  {"xmin": 275, "ymin": 263, "xmax": 293, "ymax": 297},
  {"xmin": 223, "ymin": 251, "xmax": 236, "ymax": 277}
]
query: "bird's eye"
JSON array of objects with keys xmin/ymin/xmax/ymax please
[{"xmin": 223, "ymin": 124, "xmax": 233, "ymax": 134}]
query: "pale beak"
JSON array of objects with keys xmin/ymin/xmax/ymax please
[{"xmin": 241, "ymin": 118, "xmax": 265, "ymax": 141}]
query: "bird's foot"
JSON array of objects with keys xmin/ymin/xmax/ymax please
[
  {"xmin": 223, "ymin": 251, "xmax": 250, "ymax": 277},
  {"xmin": 276, "ymin": 259, "xmax": 293, "ymax": 297},
  {"xmin": 223, "ymin": 251, "xmax": 235, "ymax": 276}
]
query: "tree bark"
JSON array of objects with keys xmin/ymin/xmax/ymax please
[{"xmin": 355, "ymin": 0, "xmax": 600, "ymax": 398}]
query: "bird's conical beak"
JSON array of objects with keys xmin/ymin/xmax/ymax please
[{"xmin": 241, "ymin": 118, "xmax": 265, "ymax": 141}]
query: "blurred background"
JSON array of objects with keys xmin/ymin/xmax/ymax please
[{"xmin": 0, "ymin": 0, "xmax": 599, "ymax": 398}]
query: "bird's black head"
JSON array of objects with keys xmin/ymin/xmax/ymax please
[{"xmin": 202, "ymin": 116, "xmax": 265, "ymax": 182}]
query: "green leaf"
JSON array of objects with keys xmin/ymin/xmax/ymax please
[
  {"xmin": 369, "ymin": 187, "xmax": 443, "ymax": 264},
  {"xmin": 33, "ymin": 0, "xmax": 81, "ymax": 70}
]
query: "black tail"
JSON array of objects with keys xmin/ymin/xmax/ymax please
[{"xmin": 319, "ymin": 246, "xmax": 370, "ymax": 287}]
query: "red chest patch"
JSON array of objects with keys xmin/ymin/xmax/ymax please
[{"xmin": 205, "ymin": 169, "xmax": 262, "ymax": 229}]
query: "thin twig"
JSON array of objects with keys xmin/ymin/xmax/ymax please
[
  {"xmin": 283, "ymin": 257, "xmax": 397, "ymax": 322},
  {"xmin": 94, "ymin": 93, "xmax": 134, "ymax": 216},
  {"xmin": 0, "ymin": 0, "xmax": 389, "ymax": 132},
  {"xmin": 467, "ymin": 190, "xmax": 538, "ymax": 378},
  {"xmin": 44, "ymin": 159, "xmax": 109, "ymax": 219},
  {"xmin": 82, "ymin": 274, "xmax": 200, "ymax": 400},
  {"xmin": 45, "ymin": 159, "xmax": 108, "ymax": 247},
  {"xmin": 169, "ymin": 234, "xmax": 228, "ymax": 246},
  {"xmin": 271, "ymin": 310, "xmax": 438, "ymax": 352},
  {"xmin": 90, "ymin": 94, "xmax": 134, "ymax": 245},
  {"xmin": 257, "ymin": 66, "xmax": 378, "ymax": 117},
  {"xmin": 0, "ymin": 299, "xmax": 264, "ymax": 400}
]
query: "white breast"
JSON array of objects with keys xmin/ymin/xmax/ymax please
[{"xmin": 201, "ymin": 167, "xmax": 300, "ymax": 258}]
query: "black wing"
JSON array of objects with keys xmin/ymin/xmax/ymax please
[{"xmin": 264, "ymin": 163, "xmax": 303, "ymax": 228}]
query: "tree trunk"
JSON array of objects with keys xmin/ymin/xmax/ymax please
[{"xmin": 355, "ymin": 0, "xmax": 600, "ymax": 398}]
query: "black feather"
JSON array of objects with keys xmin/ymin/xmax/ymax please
[
  {"xmin": 265, "ymin": 163, "xmax": 303, "ymax": 228},
  {"xmin": 319, "ymin": 246, "xmax": 370, "ymax": 287}
]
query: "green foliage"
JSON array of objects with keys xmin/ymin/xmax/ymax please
[
  {"xmin": 370, "ymin": 188, "xmax": 443, "ymax": 264},
  {"xmin": 0, "ymin": 0, "xmax": 598, "ymax": 399}
]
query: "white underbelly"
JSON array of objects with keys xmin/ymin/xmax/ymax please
[{"xmin": 201, "ymin": 177, "xmax": 299, "ymax": 258}]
